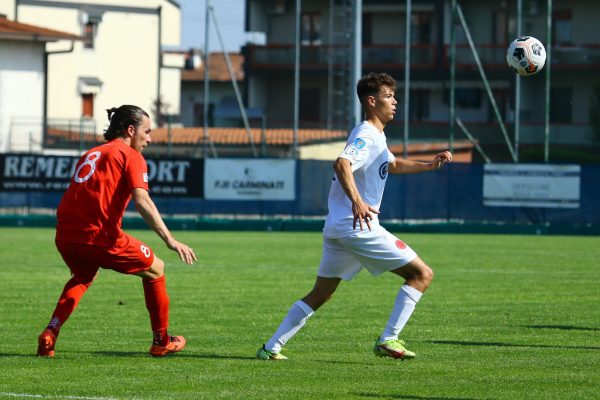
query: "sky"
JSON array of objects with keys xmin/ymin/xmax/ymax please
[{"xmin": 179, "ymin": 0, "xmax": 247, "ymax": 52}]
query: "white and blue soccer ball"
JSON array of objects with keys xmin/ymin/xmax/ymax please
[{"xmin": 506, "ymin": 36, "xmax": 546, "ymax": 76}]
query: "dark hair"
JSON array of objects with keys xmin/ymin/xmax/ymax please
[
  {"xmin": 356, "ymin": 72, "xmax": 396, "ymax": 105},
  {"xmin": 103, "ymin": 105, "xmax": 149, "ymax": 141}
]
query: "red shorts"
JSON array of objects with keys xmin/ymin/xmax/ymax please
[{"xmin": 56, "ymin": 233, "xmax": 155, "ymax": 281}]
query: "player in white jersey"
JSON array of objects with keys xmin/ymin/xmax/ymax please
[{"xmin": 257, "ymin": 72, "xmax": 452, "ymax": 360}]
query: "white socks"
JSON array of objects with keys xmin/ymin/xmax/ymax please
[
  {"xmin": 379, "ymin": 285, "xmax": 422, "ymax": 342},
  {"xmin": 264, "ymin": 286, "xmax": 421, "ymax": 352},
  {"xmin": 265, "ymin": 300, "xmax": 314, "ymax": 353}
]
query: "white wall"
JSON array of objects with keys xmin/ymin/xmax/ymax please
[
  {"xmin": 0, "ymin": 40, "xmax": 45, "ymax": 152},
  {"xmin": 17, "ymin": 0, "xmax": 181, "ymax": 131},
  {"xmin": 0, "ymin": 0, "xmax": 16, "ymax": 19}
]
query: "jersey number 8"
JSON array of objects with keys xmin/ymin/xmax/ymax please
[{"xmin": 74, "ymin": 151, "xmax": 101, "ymax": 183}]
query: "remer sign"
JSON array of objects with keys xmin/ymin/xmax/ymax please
[
  {"xmin": 0, "ymin": 154, "xmax": 203, "ymax": 197},
  {"xmin": 3, "ymin": 155, "xmax": 77, "ymax": 179}
]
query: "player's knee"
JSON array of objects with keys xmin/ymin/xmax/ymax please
[
  {"xmin": 422, "ymin": 265, "xmax": 434, "ymax": 284},
  {"xmin": 416, "ymin": 265, "xmax": 434, "ymax": 291},
  {"xmin": 304, "ymin": 290, "xmax": 334, "ymax": 311},
  {"xmin": 143, "ymin": 257, "xmax": 164, "ymax": 280},
  {"xmin": 73, "ymin": 271, "xmax": 97, "ymax": 287}
]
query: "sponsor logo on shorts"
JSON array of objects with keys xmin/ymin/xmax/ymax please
[
  {"xmin": 395, "ymin": 239, "xmax": 407, "ymax": 250},
  {"xmin": 379, "ymin": 162, "xmax": 388, "ymax": 179}
]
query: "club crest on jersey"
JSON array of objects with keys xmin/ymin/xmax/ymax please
[
  {"xmin": 353, "ymin": 138, "xmax": 366, "ymax": 149},
  {"xmin": 378, "ymin": 161, "xmax": 388, "ymax": 179},
  {"xmin": 143, "ymin": 173, "xmax": 148, "ymax": 183}
]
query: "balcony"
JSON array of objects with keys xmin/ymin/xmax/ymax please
[
  {"xmin": 245, "ymin": 44, "xmax": 437, "ymax": 72},
  {"xmin": 443, "ymin": 43, "xmax": 600, "ymax": 71},
  {"xmin": 245, "ymin": 43, "xmax": 600, "ymax": 73}
]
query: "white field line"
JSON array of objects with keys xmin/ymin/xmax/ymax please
[{"xmin": 0, "ymin": 393, "xmax": 122, "ymax": 400}]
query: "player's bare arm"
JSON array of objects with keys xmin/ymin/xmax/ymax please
[
  {"xmin": 132, "ymin": 188, "xmax": 197, "ymax": 265},
  {"xmin": 388, "ymin": 151, "xmax": 453, "ymax": 174},
  {"xmin": 333, "ymin": 157, "xmax": 380, "ymax": 231}
]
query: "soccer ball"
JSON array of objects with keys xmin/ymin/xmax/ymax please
[{"xmin": 506, "ymin": 36, "xmax": 546, "ymax": 76}]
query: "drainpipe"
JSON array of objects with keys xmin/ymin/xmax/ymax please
[
  {"xmin": 44, "ymin": 41, "xmax": 75, "ymax": 147},
  {"xmin": 157, "ymin": 6, "xmax": 162, "ymax": 125}
]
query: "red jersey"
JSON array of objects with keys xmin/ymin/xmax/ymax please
[{"xmin": 56, "ymin": 139, "xmax": 149, "ymax": 246}]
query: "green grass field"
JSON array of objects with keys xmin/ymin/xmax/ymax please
[{"xmin": 0, "ymin": 227, "xmax": 599, "ymax": 400}]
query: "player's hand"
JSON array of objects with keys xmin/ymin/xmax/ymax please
[
  {"xmin": 352, "ymin": 201, "xmax": 380, "ymax": 231},
  {"xmin": 431, "ymin": 151, "xmax": 453, "ymax": 170},
  {"xmin": 167, "ymin": 239, "xmax": 197, "ymax": 265}
]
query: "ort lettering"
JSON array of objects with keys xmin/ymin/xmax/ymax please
[{"xmin": 146, "ymin": 160, "xmax": 190, "ymax": 182}]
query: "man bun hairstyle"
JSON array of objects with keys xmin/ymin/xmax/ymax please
[
  {"xmin": 356, "ymin": 72, "xmax": 396, "ymax": 105},
  {"xmin": 103, "ymin": 105, "xmax": 149, "ymax": 141}
]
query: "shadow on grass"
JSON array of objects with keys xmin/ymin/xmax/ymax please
[
  {"xmin": 92, "ymin": 351, "xmax": 256, "ymax": 360},
  {"xmin": 0, "ymin": 353, "xmax": 38, "ymax": 358},
  {"xmin": 92, "ymin": 351, "xmax": 147, "ymax": 357},
  {"xmin": 525, "ymin": 325, "xmax": 600, "ymax": 331},
  {"xmin": 312, "ymin": 358, "xmax": 377, "ymax": 365},
  {"xmin": 427, "ymin": 340, "xmax": 600, "ymax": 351},
  {"xmin": 184, "ymin": 353, "xmax": 257, "ymax": 361},
  {"xmin": 355, "ymin": 393, "xmax": 483, "ymax": 400}
]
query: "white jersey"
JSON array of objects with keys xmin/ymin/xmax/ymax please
[{"xmin": 323, "ymin": 121, "xmax": 395, "ymax": 238}]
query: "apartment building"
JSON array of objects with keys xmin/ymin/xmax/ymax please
[{"xmin": 243, "ymin": 0, "xmax": 600, "ymax": 159}]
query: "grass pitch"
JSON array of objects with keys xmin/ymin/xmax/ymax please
[{"xmin": 0, "ymin": 227, "xmax": 598, "ymax": 400}]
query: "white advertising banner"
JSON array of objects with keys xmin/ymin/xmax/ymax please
[
  {"xmin": 483, "ymin": 164, "xmax": 580, "ymax": 208},
  {"xmin": 204, "ymin": 159, "xmax": 296, "ymax": 200}
]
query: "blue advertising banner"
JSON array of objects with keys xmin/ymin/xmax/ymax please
[{"xmin": 0, "ymin": 153, "xmax": 203, "ymax": 197}]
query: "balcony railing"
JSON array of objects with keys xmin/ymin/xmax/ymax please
[
  {"xmin": 8, "ymin": 117, "xmax": 100, "ymax": 153},
  {"xmin": 246, "ymin": 44, "xmax": 437, "ymax": 71},
  {"xmin": 245, "ymin": 43, "xmax": 600, "ymax": 71}
]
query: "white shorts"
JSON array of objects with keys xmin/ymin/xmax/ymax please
[{"xmin": 317, "ymin": 227, "xmax": 418, "ymax": 281}]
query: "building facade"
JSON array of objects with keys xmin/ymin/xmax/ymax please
[
  {"xmin": 0, "ymin": 15, "xmax": 79, "ymax": 152},
  {"xmin": 243, "ymin": 0, "xmax": 600, "ymax": 160},
  {"xmin": 12, "ymin": 0, "xmax": 182, "ymax": 137}
]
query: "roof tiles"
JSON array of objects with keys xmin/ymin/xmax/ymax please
[
  {"xmin": 0, "ymin": 16, "xmax": 80, "ymax": 41},
  {"xmin": 181, "ymin": 52, "xmax": 244, "ymax": 82},
  {"xmin": 150, "ymin": 127, "xmax": 347, "ymax": 145}
]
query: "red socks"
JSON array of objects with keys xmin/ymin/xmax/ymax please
[
  {"xmin": 142, "ymin": 275, "xmax": 170, "ymax": 346},
  {"xmin": 47, "ymin": 274, "xmax": 171, "ymax": 346},
  {"xmin": 49, "ymin": 276, "xmax": 94, "ymax": 335}
]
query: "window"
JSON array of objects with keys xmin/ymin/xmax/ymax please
[
  {"xmin": 362, "ymin": 12, "xmax": 372, "ymax": 45},
  {"xmin": 444, "ymin": 88, "xmax": 482, "ymax": 109},
  {"xmin": 550, "ymin": 87, "xmax": 572, "ymax": 123},
  {"xmin": 487, "ymin": 89, "xmax": 509, "ymax": 122},
  {"xmin": 83, "ymin": 21, "xmax": 97, "ymax": 49},
  {"xmin": 409, "ymin": 89, "xmax": 430, "ymax": 121},
  {"xmin": 193, "ymin": 102, "xmax": 214, "ymax": 127},
  {"xmin": 411, "ymin": 12, "xmax": 432, "ymax": 44},
  {"xmin": 81, "ymin": 11, "xmax": 102, "ymax": 49},
  {"xmin": 493, "ymin": 10, "xmax": 517, "ymax": 45},
  {"xmin": 82, "ymin": 94, "xmax": 94, "ymax": 117},
  {"xmin": 553, "ymin": 10, "xmax": 572, "ymax": 45},
  {"xmin": 493, "ymin": 11, "xmax": 508, "ymax": 44},
  {"xmin": 301, "ymin": 12, "xmax": 321, "ymax": 46},
  {"xmin": 300, "ymin": 87, "xmax": 320, "ymax": 123}
]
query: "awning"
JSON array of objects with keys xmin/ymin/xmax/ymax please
[{"xmin": 78, "ymin": 76, "xmax": 103, "ymax": 95}]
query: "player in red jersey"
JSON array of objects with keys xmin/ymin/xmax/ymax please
[{"xmin": 37, "ymin": 105, "xmax": 197, "ymax": 358}]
